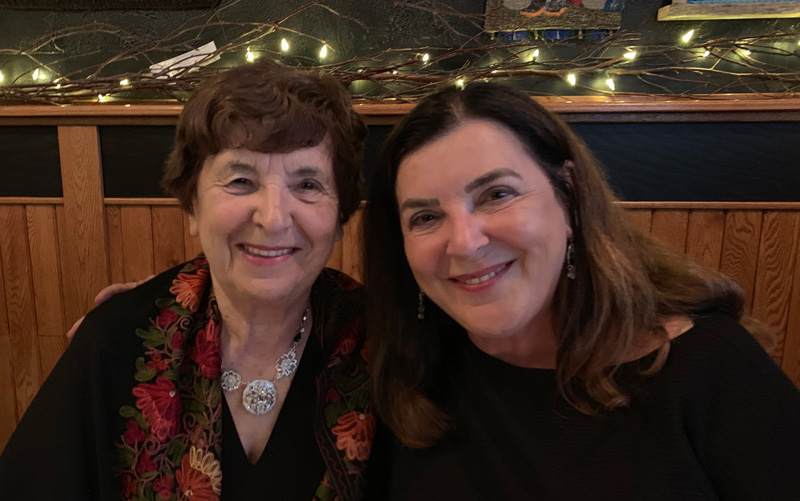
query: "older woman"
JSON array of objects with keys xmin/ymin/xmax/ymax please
[
  {"xmin": 363, "ymin": 82, "xmax": 800, "ymax": 499},
  {"xmin": 0, "ymin": 61, "xmax": 374, "ymax": 500}
]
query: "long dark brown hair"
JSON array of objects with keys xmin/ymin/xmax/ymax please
[{"xmin": 363, "ymin": 82, "xmax": 756, "ymax": 448}]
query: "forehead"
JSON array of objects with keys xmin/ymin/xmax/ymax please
[
  {"xmin": 395, "ymin": 119, "xmax": 544, "ymax": 194},
  {"xmin": 205, "ymin": 142, "xmax": 333, "ymax": 175}
]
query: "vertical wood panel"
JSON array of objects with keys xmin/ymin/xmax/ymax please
[
  {"xmin": 341, "ymin": 209, "xmax": 364, "ymax": 282},
  {"xmin": 750, "ymin": 212, "xmax": 800, "ymax": 363},
  {"xmin": 0, "ymin": 335, "xmax": 17, "ymax": 452},
  {"xmin": 625, "ymin": 209, "xmax": 652, "ymax": 236},
  {"xmin": 182, "ymin": 212, "xmax": 203, "ymax": 260},
  {"xmin": 39, "ymin": 335, "xmax": 68, "ymax": 381},
  {"xmin": 650, "ymin": 210, "xmax": 689, "ymax": 253},
  {"xmin": 720, "ymin": 211, "xmax": 763, "ymax": 313},
  {"xmin": 0, "ymin": 206, "xmax": 42, "ymax": 416},
  {"xmin": 782, "ymin": 234, "xmax": 800, "ymax": 386},
  {"xmin": 106, "ymin": 206, "xmax": 125, "ymax": 284},
  {"xmin": 685, "ymin": 210, "xmax": 725, "ymax": 271},
  {"xmin": 120, "ymin": 206, "xmax": 155, "ymax": 282},
  {"xmin": 152, "ymin": 206, "xmax": 184, "ymax": 274},
  {"xmin": 58, "ymin": 126, "xmax": 109, "ymax": 324},
  {"xmin": 0, "ymin": 236, "xmax": 9, "ymax": 338},
  {"xmin": 326, "ymin": 240, "xmax": 343, "ymax": 271},
  {"xmin": 26, "ymin": 205, "xmax": 66, "ymax": 336}
]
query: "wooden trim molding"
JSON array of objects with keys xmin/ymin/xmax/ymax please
[{"xmin": 0, "ymin": 198, "xmax": 64, "ymax": 205}]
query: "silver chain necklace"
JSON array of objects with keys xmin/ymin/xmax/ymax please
[{"xmin": 220, "ymin": 306, "xmax": 309, "ymax": 415}]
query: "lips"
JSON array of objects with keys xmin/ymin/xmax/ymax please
[
  {"xmin": 239, "ymin": 244, "xmax": 297, "ymax": 258},
  {"xmin": 450, "ymin": 261, "xmax": 512, "ymax": 285}
]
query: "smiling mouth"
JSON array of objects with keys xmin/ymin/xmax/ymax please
[
  {"xmin": 240, "ymin": 244, "xmax": 295, "ymax": 258},
  {"xmin": 451, "ymin": 261, "xmax": 512, "ymax": 285}
]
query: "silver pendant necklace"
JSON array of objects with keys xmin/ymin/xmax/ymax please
[{"xmin": 220, "ymin": 306, "xmax": 309, "ymax": 415}]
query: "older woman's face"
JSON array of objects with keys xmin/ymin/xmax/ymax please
[
  {"xmin": 188, "ymin": 144, "xmax": 341, "ymax": 308},
  {"xmin": 396, "ymin": 119, "xmax": 571, "ymax": 345}
]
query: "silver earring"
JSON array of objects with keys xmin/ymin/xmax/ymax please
[
  {"xmin": 417, "ymin": 290, "xmax": 426, "ymax": 320},
  {"xmin": 566, "ymin": 239, "xmax": 576, "ymax": 280}
]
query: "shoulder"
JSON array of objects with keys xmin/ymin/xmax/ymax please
[{"xmin": 312, "ymin": 268, "xmax": 366, "ymax": 351}]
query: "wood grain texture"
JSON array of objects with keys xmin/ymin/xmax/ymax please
[
  {"xmin": 120, "ymin": 206, "xmax": 154, "ymax": 282},
  {"xmin": 720, "ymin": 211, "xmax": 763, "ymax": 313},
  {"xmin": 0, "ymin": 205, "xmax": 42, "ymax": 416},
  {"xmin": 685, "ymin": 210, "xmax": 725, "ymax": 271},
  {"xmin": 0, "ymin": 336, "xmax": 17, "ymax": 452},
  {"xmin": 326, "ymin": 240, "xmax": 343, "ymax": 271},
  {"xmin": 0, "ymin": 237, "xmax": 9, "ymax": 338},
  {"xmin": 152, "ymin": 206, "xmax": 185, "ymax": 274},
  {"xmin": 106, "ymin": 206, "xmax": 126, "ymax": 284},
  {"xmin": 57, "ymin": 126, "xmax": 109, "ymax": 323},
  {"xmin": 782, "ymin": 233, "xmax": 800, "ymax": 385},
  {"xmin": 38, "ymin": 335, "xmax": 67, "ymax": 381},
  {"xmin": 750, "ymin": 212, "xmax": 800, "ymax": 362},
  {"xmin": 650, "ymin": 210, "xmax": 689, "ymax": 253},
  {"xmin": 25, "ymin": 205, "xmax": 66, "ymax": 336},
  {"xmin": 340, "ymin": 209, "xmax": 364, "ymax": 282},
  {"xmin": 624, "ymin": 209, "xmax": 652, "ymax": 235}
]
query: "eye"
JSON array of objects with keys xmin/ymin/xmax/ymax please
[
  {"xmin": 225, "ymin": 177, "xmax": 256, "ymax": 193},
  {"xmin": 408, "ymin": 212, "xmax": 439, "ymax": 229},
  {"xmin": 480, "ymin": 186, "xmax": 517, "ymax": 204},
  {"xmin": 297, "ymin": 179, "xmax": 323, "ymax": 191}
]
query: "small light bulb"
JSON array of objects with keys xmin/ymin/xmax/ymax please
[
  {"xmin": 623, "ymin": 51, "xmax": 637, "ymax": 60},
  {"xmin": 392, "ymin": 70, "xmax": 398, "ymax": 74},
  {"xmin": 743, "ymin": 49, "xmax": 751, "ymax": 56},
  {"xmin": 56, "ymin": 83, "xmax": 61, "ymax": 89},
  {"xmin": 0, "ymin": 71, "xmax": 3, "ymax": 83},
  {"xmin": 280, "ymin": 38, "xmax": 289, "ymax": 52},
  {"xmin": 98, "ymin": 94, "xmax": 106, "ymax": 102},
  {"xmin": 422, "ymin": 53, "xmax": 430, "ymax": 62},
  {"xmin": 682, "ymin": 29, "xmax": 695, "ymax": 43},
  {"xmin": 246, "ymin": 47, "xmax": 255, "ymax": 62},
  {"xmin": 532, "ymin": 48, "xmax": 540, "ymax": 58},
  {"xmin": 32, "ymin": 68, "xmax": 39, "ymax": 80},
  {"xmin": 456, "ymin": 78, "xmax": 465, "ymax": 88},
  {"xmin": 703, "ymin": 50, "xmax": 710, "ymax": 58},
  {"xmin": 120, "ymin": 78, "xmax": 130, "ymax": 86},
  {"xmin": 319, "ymin": 44, "xmax": 328, "ymax": 59},
  {"xmin": 567, "ymin": 73, "xmax": 577, "ymax": 86},
  {"xmin": 606, "ymin": 78, "xmax": 615, "ymax": 91}
]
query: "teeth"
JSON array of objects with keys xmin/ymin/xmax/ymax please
[
  {"xmin": 463, "ymin": 270, "xmax": 497, "ymax": 285},
  {"xmin": 243, "ymin": 246, "xmax": 292, "ymax": 258}
]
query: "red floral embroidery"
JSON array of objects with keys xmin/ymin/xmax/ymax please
[
  {"xmin": 132, "ymin": 376, "xmax": 182, "ymax": 442},
  {"xmin": 175, "ymin": 452, "xmax": 220, "ymax": 501},
  {"xmin": 334, "ymin": 318, "xmax": 362, "ymax": 355},
  {"xmin": 190, "ymin": 319, "xmax": 221, "ymax": 379},
  {"xmin": 122, "ymin": 420, "xmax": 146, "ymax": 445},
  {"xmin": 331, "ymin": 411, "xmax": 376, "ymax": 461},
  {"xmin": 156, "ymin": 307, "xmax": 180, "ymax": 329},
  {"xmin": 172, "ymin": 330, "xmax": 184, "ymax": 350},
  {"xmin": 146, "ymin": 351, "xmax": 170, "ymax": 372},
  {"xmin": 121, "ymin": 475, "xmax": 137, "ymax": 496},
  {"xmin": 153, "ymin": 475, "xmax": 174, "ymax": 499},
  {"xmin": 136, "ymin": 452, "xmax": 158, "ymax": 475},
  {"xmin": 169, "ymin": 269, "xmax": 209, "ymax": 313}
]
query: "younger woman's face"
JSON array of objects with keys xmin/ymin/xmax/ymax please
[{"xmin": 395, "ymin": 119, "xmax": 571, "ymax": 348}]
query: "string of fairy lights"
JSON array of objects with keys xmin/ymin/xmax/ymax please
[{"xmin": 2, "ymin": 20, "xmax": 800, "ymax": 104}]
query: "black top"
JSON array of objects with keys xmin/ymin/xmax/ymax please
[
  {"xmin": 221, "ymin": 335, "xmax": 325, "ymax": 500},
  {"xmin": 369, "ymin": 313, "xmax": 800, "ymax": 500}
]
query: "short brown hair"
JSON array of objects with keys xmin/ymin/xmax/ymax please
[
  {"xmin": 364, "ymin": 83, "xmax": 752, "ymax": 448},
  {"xmin": 162, "ymin": 60, "xmax": 366, "ymax": 223}
]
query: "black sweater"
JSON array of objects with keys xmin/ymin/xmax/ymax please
[{"xmin": 371, "ymin": 313, "xmax": 800, "ymax": 500}]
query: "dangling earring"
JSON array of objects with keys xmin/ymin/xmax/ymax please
[
  {"xmin": 566, "ymin": 239, "xmax": 576, "ymax": 280},
  {"xmin": 417, "ymin": 290, "xmax": 426, "ymax": 320}
]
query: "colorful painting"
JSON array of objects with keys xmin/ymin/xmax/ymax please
[
  {"xmin": 485, "ymin": 0, "xmax": 623, "ymax": 32},
  {"xmin": 658, "ymin": 0, "xmax": 800, "ymax": 20}
]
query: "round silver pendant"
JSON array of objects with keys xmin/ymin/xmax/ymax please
[
  {"xmin": 242, "ymin": 379, "xmax": 277, "ymax": 415},
  {"xmin": 221, "ymin": 370, "xmax": 242, "ymax": 392},
  {"xmin": 275, "ymin": 351, "xmax": 298, "ymax": 379}
]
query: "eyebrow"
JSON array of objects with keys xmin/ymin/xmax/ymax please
[
  {"xmin": 464, "ymin": 168, "xmax": 521, "ymax": 193},
  {"xmin": 222, "ymin": 161, "xmax": 257, "ymax": 175},
  {"xmin": 399, "ymin": 197, "xmax": 439, "ymax": 212},
  {"xmin": 290, "ymin": 165, "xmax": 325, "ymax": 179}
]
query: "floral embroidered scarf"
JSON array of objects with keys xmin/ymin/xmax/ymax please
[{"xmin": 113, "ymin": 256, "xmax": 374, "ymax": 500}]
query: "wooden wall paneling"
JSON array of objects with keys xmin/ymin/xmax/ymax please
[
  {"xmin": 0, "ymin": 206, "xmax": 42, "ymax": 416},
  {"xmin": 25, "ymin": 205, "xmax": 66, "ymax": 337},
  {"xmin": 340, "ymin": 209, "xmax": 364, "ymax": 282},
  {"xmin": 750, "ymin": 212, "xmax": 800, "ymax": 364},
  {"xmin": 0, "ymin": 335, "xmax": 17, "ymax": 452},
  {"xmin": 120, "ymin": 206, "xmax": 155, "ymax": 282},
  {"xmin": 57, "ymin": 126, "xmax": 110, "ymax": 325},
  {"xmin": 650, "ymin": 210, "xmax": 689, "ymax": 253},
  {"xmin": 182, "ymin": 212, "xmax": 203, "ymax": 260},
  {"xmin": 152, "ymin": 206, "xmax": 185, "ymax": 274},
  {"xmin": 106, "ymin": 206, "xmax": 126, "ymax": 284},
  {"xmin": 625, "ymin": 209, "xmax": 653, "ymax": 235},
  {"xmin": 685, "ymin": 210, "xmax": 725, "ymax": 271},
  {"xmin": 719, "ymin": 211, "xmax": 763, "ymax": 313},
  {"xmin": 38, "ymin": 335, "xmax": 67, "ymax": 381},
  {"xmin": 0, "ymin": 236, "xmax": 9, "ymax": 338},
  {"xmin": 781, "ymin": 231, "xmax": 800, "ymax": 386}
]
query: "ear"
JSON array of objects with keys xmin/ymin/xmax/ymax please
[
  {"xmin": 562, "ymin": 160, "xmax": 576, "ymax": 239},
  {"xmin": 187, "ymin": 211, "xmax": 199, "ymax": 237}
]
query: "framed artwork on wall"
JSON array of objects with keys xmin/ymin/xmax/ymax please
[
  {"xmin": 658, "ymin": 0, "xmax": 800, "ymax": 21},
  {"xmin": 485, "ymin": 0, "xmax": 624, "ymax": 32}
]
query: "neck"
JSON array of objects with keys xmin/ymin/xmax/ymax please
[{"xmin": 467, "ymin": 310, "xmax": 558, "ymax": 369}]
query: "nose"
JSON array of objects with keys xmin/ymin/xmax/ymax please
[
  {"xmin": 445, "ymin": 211, "xmax": 488, "ymax": 257},
  {"xmin": 252, "ymin": 185, "xmax": 290, "ymax": 233}
]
